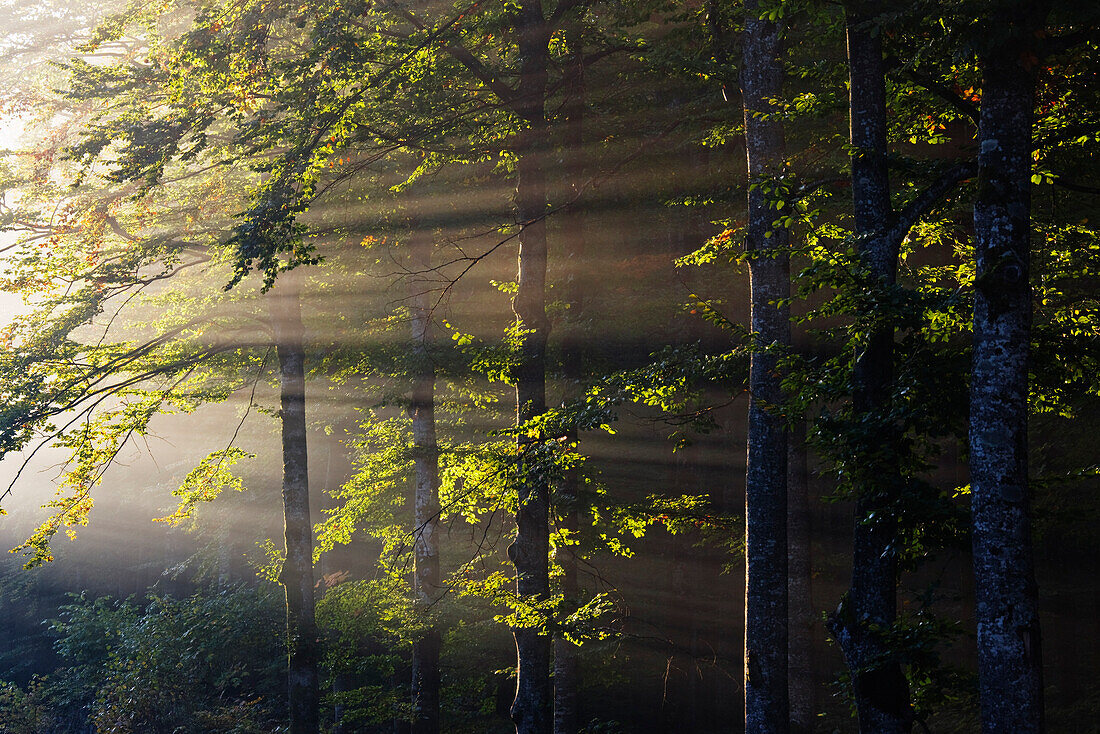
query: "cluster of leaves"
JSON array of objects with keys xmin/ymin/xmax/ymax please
[{"xmin": 315, "ymin": 576, "xmax": 418, "ymax": 731}]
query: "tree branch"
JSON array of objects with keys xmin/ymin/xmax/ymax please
[
  {"xmin": 548, "ymin": 0, "xmax": 588, "ymax": 27},
  {"xmin": 887, "ymin": 162, "xmax": 976, "ymax": 247},
  {"xmin": 384, "ymin": 0, "xmax": 519, "ymax": 105},
  {"xmin": 1052, "ymin": 177, "xmax": 1100, "ymax": 195},
  {"xmin": 902, "ymin": 68, "xmax": 979, "ymax": 124},
  {"xmin": 1040, "ymin": 28, "xmax": 1099, "ymax": 57}
]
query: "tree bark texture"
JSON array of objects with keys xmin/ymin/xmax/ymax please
[
  {"xmin": 787, "ymin": 419, "xmax": 813, "ymax": 734},
  {"xmin": 553, "ymin": 38, "xmax": 585, "ymax": 734},
  {"xmin": 508, "ymin": 4, "xmax": 552, "ymax": 733},
  {"xmin": 741, "ymin": 3, "xmax": 791, "ymax": 731},
  {"xmin": 971, "ymin": 5, "xmax": 1047, "ymax": 731},
  {"xmin": 409, "ymin": 229, "xmax": 443, "ymax": 734},
  {"xmin": 269, "ymin": 271, "xmax": 320, "ymax": 734},
  {"xmin": 829, "ymin": 8, "xmax": 913, "ymax": 733}
]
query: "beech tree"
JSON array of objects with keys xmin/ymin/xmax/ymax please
[
  {"xmin": 268, "ymin": 271, "xmax": 321, "ymax": 734},
  {"xmin": 506, "ymin": 6, "xmax": 554, "ymax": 727},
  {"xmin": 829, "ymin": 4, "xmax": 912, "ymax": 731},
  {"xmin": 740, "ymin": 1, "xmax": 791, "ymax": 731},
  {"xmin": 407, "ymin": 227, "xmax": 443, "ymax": 734},
  {"xmin": 381, "ymin": 5, "xmax": 604, "ymax": 732},
  {"xmin": 552, "ymin": 26, "xmax": 586, "ymax": 734},
  {"xmin": 969, "ymin": 1, "xmax": 1051, "ymax": 730}
]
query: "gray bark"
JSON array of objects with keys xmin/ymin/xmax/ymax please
[
  {"xmin": 269, "ymin": 271, "xmax": 320, "ymax": 734},
  {"xmin": 971, "ymin": 4, "xmax": 1047, "ymax": 731},
  {"xmin": 508, "ymin": 4, "xmax": 552, "ymax": 733},
  {"xmin": 741, "ymin": 2, "xmax": 791, "ymax": 731},
  {"xmin": 827, "ymin": 7, "xmax": 913, "ymax": 733},
  {"xmin": 787, "ymin": 419, "xmax": 813, "ymax": 734},
  {"xmin": 409, "ymin": 229, "xmax": 442, "ymax": 734}
]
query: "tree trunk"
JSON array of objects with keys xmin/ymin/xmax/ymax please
[
  {"xmin": 269, "ymin": 270, "xmax": 320, "ymax": 734},
  {"xmin": 409, "ymin": 228, "xmax": 443, "ymax": 734},
  {"xmin": 508, "ymin": 4, "xmax": 552, "ymax": 733},
  {"xmin": 332, "ymin": 672, "xmax": 350, "ymax": 734},
  {"xmin": 553, "ymin": 37, "xmax": 585, "ymax": 734},
  {"xmin": 971, "ymin": 5, "xmax": 1047, "ymax": 731},
  {"xmin": 787, "ymin": 419, "xmax": 813, "ymax": 734},
  {"xmin": 830, "ymin": 7, "xmax": 911, "ymax": 732},
  {"xmin": 741, "ymin": 2, "xmax": 791, "ymax": 731}
]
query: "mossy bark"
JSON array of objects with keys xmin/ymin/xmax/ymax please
[
  {"xmin": 741, "ymin": 2, "xmax": 791, "ymax": 730},
  {"xmin": 971, "ymin": 4, "xmax": 1048, "ymax": 731}
]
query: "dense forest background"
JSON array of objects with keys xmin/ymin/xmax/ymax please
[{"xmin": 0, "ymin": 0, "xmax": 1097, "ymax": 732}]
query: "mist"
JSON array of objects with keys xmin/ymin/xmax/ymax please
[{"xmin": 0, "ymin": 1, "xmax": 1098, "ymax": 733}]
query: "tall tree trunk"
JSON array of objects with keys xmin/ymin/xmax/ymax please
[
  {"xmin": 787, "ymin": 418, "xmax": 813, "ymax": 734},
  {"xmin": 830, "ymin": 6, "xmax": 911, "ymax": 732},
  {"xmin": 741, "ymin": 2, "xmax": 790, "ymax": 731},
  {"xmin": 971, "ymin": 4, "xmax": 1047, "ymax": 731},
  {"xmin": 269, "ymin": 270, "xmax": 320, "ymax": 734},
  {"xmin": 508, "ymin": 4, "xmax": 552, "ymax": 733},
  {"xmin": 553, "ymin": 37, "xmax": 584, "ymax": 734},
  {"xmin": 409, "ymin": 229, "xmax": 442, "ymax": 734}
]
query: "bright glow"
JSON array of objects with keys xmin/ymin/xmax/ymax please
[
  {"xmin": 0, "ymin": 112, "xmax": 28, "ymax": 325},
  {"xmin": 0, "ymin": 112, "xmax": 26, "ymax": 151}
]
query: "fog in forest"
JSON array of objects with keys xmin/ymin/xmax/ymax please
[{"xmin": 0, "ymin": 0, "xmax": 1098, "ymax": 733}]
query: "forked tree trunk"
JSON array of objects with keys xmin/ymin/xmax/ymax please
[
  {"xmin": 787, "ymin": 419, "xmax": 813, "ymax": 734},
  {"xmin": 553, "ymin": 37, "xmax": 585, "ymax": 734},
  {"xmin": 830, "ymin": 6, "xmax": 911, "ymax": 732},
  {"xmin": 741, "ymin": 2, "xmax": 791, "ymax": 731},
  {"xmin": 269, "ymin": 270, "xmax": 320, "ymax": 734},
  {"xmin": 508, "ymin": 4, "xmax": 552, "ymax": 733},
  {"xmin": 971, "ymin": 4, "xmax": 1047, "ymax": 731},
  {"xmin": 409, "ymin": 229, "xmax": 443, "ymax": 734}
]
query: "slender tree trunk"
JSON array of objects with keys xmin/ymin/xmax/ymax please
[
  {"xmin": 830, "ymin": 7, "xmax": 911, "ymax": 732},
  {"xmin": 971, "ymin": 5, "xmax": 1047, "ymax": 731},
  {"xmin": 741, "ymin": 2, "xmax": 790, "ymax": 731},
  {"xmin": 395, "ymin": 666, "xmax": 412, "ymax": 734},
  {"xmin": 332, "ymin": 673, "xmax": 350, "ymax": 734},
  {"xmin": 553, "ymin": 38, "xmax": 585, "ymax": 734},
  {"xmin": 409, "ymin": 229, "xmax": 443, "ymax": 734},
  {"xmin": 269, "ymin": 270, "xmax": 320, "ymax": 734},
  {"xmin": 508, "ymin": 4, "xmax": 552, "ymax": 733},
  {"xmin": 787, "ymin": 419, "xmax": 813, "ymax": 734}
]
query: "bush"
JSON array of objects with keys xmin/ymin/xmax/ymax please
[{"xmin": 41, "ymin": 584, "xmax": 286, "ymax": 733}]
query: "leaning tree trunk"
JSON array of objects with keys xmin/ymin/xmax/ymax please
[
  {"xmin": 269, "ymin": 270, "xmax": 320, "ymax": 734},
  {"xmin": 971, "ymin": 6, "xmax": 1046, "ymax": 732},
  {"xmin": 553, "ymin": 36, "xmax": 585, "ymax": 734},
  {"xmin": 508, "ymin": 4, "xmax": 552, "ymax": 733},
  {"xmin": 829, "ymin": 6, "xmax": 911, "ymax": 733},
  {"xmin": 741, "ymin": 2, "xmax": 791, "ymax": 731},
  {"xmin": 408, "ymin": 228, "xmax": 443, "ymax": 734},
  {"xmin": 787, "ymin": 418, "xmax": 813, "ymax": 734}
]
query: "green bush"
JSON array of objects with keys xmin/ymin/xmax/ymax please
[{"xmin": 38, "ymin": 584, "xmax": 286, "ymax": 734}]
